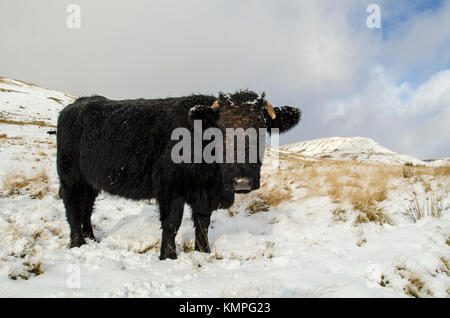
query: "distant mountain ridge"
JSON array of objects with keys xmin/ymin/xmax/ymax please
[{"xmin": 280, "ymin": 136, "xmax": 446, "ymax": 166}]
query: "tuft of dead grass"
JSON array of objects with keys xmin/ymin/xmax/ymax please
[
  {"xmin": 23, "ymin": 260, "xmax": 44, "ymax": 276},
  {"xmin": 0, "ymin": 133, "xmax": 7, "ymax": 144},
  {"xmin": 246, "ymin": 196, "xmax": 270, "ymax": 213},
  {"xmin": 259, "ymin": 184, "xmax": 292, "ymax": 207},
  {"xmin": 47, "ymin": 96, "xmax": 64, "ymax": 104},
  {"xmin": 8, "ymin": 260, "xmax": 44, "ymax": 280},
  {"xmin": 353, "ymin": 202, "xmax": 390, "ymax": 225},
  {"xmin": 394, "ymin": 265, "xmax": 433, "ymax": 298},
  {"xmin": 0, "ymin": 88, "xmax": 25, "ymax": 93},
  {"xmin": 332, "ymin": 208, "xmax": 347, "ymax": 222},
  {"xmin": 182, "ymin": 238, "xmax": 195, "ymax": 253},
  {"xmin": 403, "ymin": 166, "xmax": 414, "ymax": 178},
  {"xmin": 404, "ymin": 194, "xmax": 446, "ymax": 222},
  {"xmin": 228, "ymin": 192, "xmax": 271, "ymax": 216},
  {"xmin": 439, "ymin": 257, "xmax": 449, "ymax": 276},
  {"xmin": 135, "ymin": 240, "xmax": 161, "ymax": 254},
  {"xmin": 1, "ymin": 170, "xmax": 50, "ymax": 199}
]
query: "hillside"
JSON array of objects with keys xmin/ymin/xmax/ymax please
[
  {"xmin": 280, "ymin": 137, "xmax": 430, "ymax": 166},
  {"xmin": 0, "ymin": 76, "xmax": 75, "ymax": 125},
  {"xmin": 0, "ymin": 77, "xmax": 449, "ymax": 298}
]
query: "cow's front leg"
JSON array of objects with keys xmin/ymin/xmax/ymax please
[
  {"xmin": 193, "ymin": 212, "xmax": 212, "ymax": 253},
  {"xmin": 159, "ymin": 196, "xmax": 184, "ymax": 260}
]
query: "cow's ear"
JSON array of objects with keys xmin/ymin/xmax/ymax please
[
  {"xmin": 188, "ymin": 105, "xmax": 219, "ymax": 127},
  {"xmin": 267, "ymin": 106, "xmax": 301, "ymax": 134}
]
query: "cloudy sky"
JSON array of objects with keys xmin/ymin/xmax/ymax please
[{"xmin": 1, "ymin": 0, "xmax": 449, "ymax": 159}]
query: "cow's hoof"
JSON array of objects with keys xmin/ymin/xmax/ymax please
[
  {"xmin": 69, "ymin": 237, "xmax": 86, "ymax": 248},
  {"xmin": 82, "ymin": 231, "xmax": 99, "ymax": 242},
  {"xmin": 159, "ymin": 251, "xmax": 177, "ymax": 260},
  {"xmin": 195, "ymin": 245, "xmax": 211, "ymax": 254}
]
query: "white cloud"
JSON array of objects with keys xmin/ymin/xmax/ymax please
[
  {"xmin": 411, "ymin": 70, "xmax": 450, "ymax": 115},
  {"xmin": 324, "ymin": 68, "xmax": 450, "ymax": 159},
  {"xmin": 382, "ymin": 0, "xmax": 450, "ymax": 81}
]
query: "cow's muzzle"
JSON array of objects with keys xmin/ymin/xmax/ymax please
[{"xmin": 232, "ymin": 177, "xmax": 252, "ymax": 193}]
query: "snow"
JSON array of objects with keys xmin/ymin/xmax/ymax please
[
  {"xmin": 0, "ymin": 76, "xmax": 75, "ymax": 125},
  {"xmin": 281, "ymin": 136, "xmax": 433, "ymax": 166},
  {"xmin": 0, "ymin": 77, "xmax": 449, "ymax": 297}
]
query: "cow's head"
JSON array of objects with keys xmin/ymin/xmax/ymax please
[{"xmin": 189, "ymin": 91, "xmax": 301, "ymax": 202}]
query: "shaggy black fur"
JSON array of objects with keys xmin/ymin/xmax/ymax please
[
  {"xmin": 267, "ymin": 106, "xmax": 302, "ymax": 134},
  {"xmin": 56, "ymin": 91, "xmax": 300, "ymax": 260}
]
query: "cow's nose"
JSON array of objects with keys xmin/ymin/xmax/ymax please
[{"xmin": 232, "ymin": 177, "xmax": 252, "ymax": 191}]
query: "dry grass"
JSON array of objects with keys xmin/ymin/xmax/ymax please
[
  {"xmin": 135, "ymin": 240, "xmax": 161, "ymax": 254},
  {"xmin": 8, "ymin": 260, "xmax": 44, "ymax": 280},
  {"xmin": 1, "ymin": 170, "xmax": 50, "ymax": 199},
  {"xmin": 395, "ymin": 265, "xmax": 433, "ymax": 298},
  {"xmin": 404, "ymin": 278, "xmax": 426, "ymax": 298},
  {"xmin": 405, "ymin": 194, "xmax": 446, "ymax": 222},
  {"xmin": 242, "ymin": 153, "xmax": 450, "ymax": 225},
  {"xmin": 23, "ymin": 260, "xmax": 44, "ymax": 276},
  {"xmin": 259, "ymin": 183, "xmax": 292, "ymax": 207},
  {"xmin": 332, "ymin": 208, "xmax": 347, "ymax": 222},
  {"xmin": 0, "ymin": 111, "xmax": 55, "ymax": 128},
  {"xmin": 47, "ymin": 96, "xmax": 64, "ymax": 104},
  {"xmin": 402, "ymin": 164, "xmax": 450, "ymax": 178},
  {"xmin": 403, "ymin": 166, "xmax": 415, "ymax": 179},
  {"xmin": 246, "ymin": 196, "xmax": 270, "ymax": 213},
  {"xmin": 434, "ymin": 165, "xmax": 450, "ymax": 177},
  {"xmin": 2, "ymin": 136, "xmax": 25, "ymax": 146},
  {"xmin": 228, "ymin": 192, "xmax": 271, "ymax": 216},
  {"xmin": 0, "ymin": 76, "xmax": 38, "ymax": 87},
  {"xmin": 260, "ymin": 159, "xmax": 394, "ymax": 224},
  {"xmin": 439, "ymin": 257, "xmax": 449, "ymax": 276},
  {"xmin": 0, "ymin": 118, "xmax": 55, "ymax": 128},
  {"xmin": 0, "ymin": 88, "xmax": 25, "ymax": 93},
  {"xmin": 182, "ymin": 237, "xmax": 195, "ymax": 253},
  {"xmin": 353, "ymin": 200, "xmax": 390, "ymax": 225}
]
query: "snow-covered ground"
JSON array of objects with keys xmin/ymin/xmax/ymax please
[{"xmin": 0, "ymin": 78, "xmax": 449, "ymax": 297}]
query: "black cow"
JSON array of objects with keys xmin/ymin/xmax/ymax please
[{"xmin": 57, "ymin": 91, "xmax": 301, "ymax": 260}]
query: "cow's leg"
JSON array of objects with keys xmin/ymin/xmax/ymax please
[
  {"xmin": 61, "ymin": 184, "xmax": 86, "ymax": 248},
  {"xmin": 192, "ymin": 212, "xmax": 211, "ymax": 253},
  {"xmin": 81, "ymin": 186, "xmax": 99, "ymax": 241},
  {"xmin": 159, "ymin": 196, "xmax": 184, "ymax": 260}
]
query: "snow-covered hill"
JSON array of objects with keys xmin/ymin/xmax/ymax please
[
  {"xmin": 426, "ymin": 158, "xmax": 450, "ymax": 167},
  {"xmin": 0, "ymin": 77, "xmax": 449, "ymax": 298},
  {"xmin": 0, "ymin": 76, "xmax": 75, "ymax": 125},
  {"xmin": 280, "ymin": 137, "xmax": 429, "ymax": 166}
]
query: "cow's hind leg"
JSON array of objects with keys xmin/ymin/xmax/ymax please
[
  {"xmin": 61, "ymin": 184, "xmax": 86, "ymax": 248},
  {"xmin": 81, "ymin": 186, "xmax": 99, "ymax": 241},
  {"xmin": 159, "ymin": 196, "xmax": 185, "ymax": 260}
]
